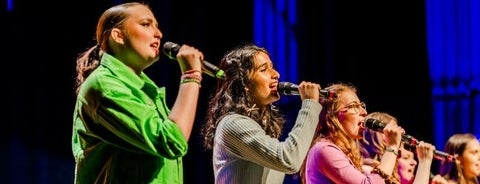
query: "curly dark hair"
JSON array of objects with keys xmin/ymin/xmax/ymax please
[{"xmin": 201, "ymin": 43, "xmax": 285, "ymax": 150}]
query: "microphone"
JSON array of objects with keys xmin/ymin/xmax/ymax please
[
  {"xmin": 162, "ymin": 41, "xmax": 225, "ymax": 80},
  {"xmin": 277, "ymin": 82, "xmax": 336, "ymax": 98},
  {"xmin": 365, "ymin": 118, "xmax": 454, "ymax": 162}
]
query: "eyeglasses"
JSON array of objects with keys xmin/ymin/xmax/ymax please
[{"xmin": 337, "ymin": 102, "xmax": 366, "ymax": 114}]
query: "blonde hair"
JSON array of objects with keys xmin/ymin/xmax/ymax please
[
  {"xmin": 299, "ymin": 83, "xmax": 363, "ymax": 183},
  {"xmin": 360, "ymin": 112, "xmax": 398, "ymax": 164}
]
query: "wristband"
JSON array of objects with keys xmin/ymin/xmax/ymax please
[{"xmin": 385, "ymin": 147, "xmax": 399, "ymax": 156}]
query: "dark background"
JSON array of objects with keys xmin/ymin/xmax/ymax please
[{"xmin": 1, "ymin": 0, "xmax": 432, "ymax": 183}]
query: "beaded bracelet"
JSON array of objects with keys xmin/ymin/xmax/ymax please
[
  {"xmin": 181, "ymin": 73, "xmax": 202, "ymax": 81},
  {"xmin": 180, "ymin": 78, "xmax": 201, "ymax": 87},
  {"xmin": 371, "ymin": 167, "xmax": 398, "ymax": 184}
]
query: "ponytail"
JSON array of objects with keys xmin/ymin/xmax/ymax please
[{"xmin": 74, "ymin": 45, "xmax": 103, "ymax": 94}]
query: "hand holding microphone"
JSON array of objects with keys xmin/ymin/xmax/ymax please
[
  {"xmin": 365, "ymin": 118, "xmax": 454, "ymax": 162},
  {"xmin": 163, "ymin": 42, "xmax": 225, "ymax": 80},
  {"xmin": 415, "ymin": 141, "xmax": 437, "ymax": 162},
  {"xmin": 278, "ymin": 82, "xmax": 336, "ymax": 98}
]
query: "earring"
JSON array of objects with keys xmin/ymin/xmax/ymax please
[{"xmin": 247, "ymin": 104, "xmax": 258, "ymax": 116}]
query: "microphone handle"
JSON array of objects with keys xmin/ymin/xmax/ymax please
[
  {"xmin": 433, "ymin": 150, "xmax": 454, "ymax": 162},
  {"xmin": 163, "ymin": 41, "xmax": 225, "ymax": 80},
  {"xmin": 278, "ymin": 82, "xmax": 335, "ymax": 98},
  {"xmin": 403, "ymin": 135, "xmax": 453, "ymax": 162},
  {"xmin": 366, "ymin": 119, "xmax": 454, "ymax": 162},
  {"xmin": 202, "ymin": 60, "xmax": 225, "ymax": 80},
  {"xmin": 280, "ymin": 89, "xmax": 334, "ymax": 98}
]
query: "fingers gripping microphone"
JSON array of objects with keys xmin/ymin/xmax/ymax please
[
  {"xmin": 277, "ymin": 82, "xmax": 336, "ymax": 98},
  {"xmin": 162, "ymin": 41, "xmax": 225, "ymax": 80},
  {"xmin": 365, "ymin": 118, "xmax": 454, "ymax": 162}
]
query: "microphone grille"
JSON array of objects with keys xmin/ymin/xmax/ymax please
[
  {"xmin": 365, "ymin": 118, "xmax": 385, "ymax": 132},
  {"xmin": 162, "ymin": 41, "xmax": 180, "ymax": 60},
  {"xmin": 278, "ymin": 82, "xmax": 299, "ymax": 95}
]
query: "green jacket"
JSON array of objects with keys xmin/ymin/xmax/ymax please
[{"xmin": 72, "ymin": 53, "xmax": 187, "ymax": 184}]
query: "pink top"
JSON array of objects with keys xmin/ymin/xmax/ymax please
[{"xmin": 304, "ymin": 140, "xmax": 386, "ymax": 184}]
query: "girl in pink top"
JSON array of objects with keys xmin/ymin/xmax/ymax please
[{"xmin": 300, "ymin": 83, "xmax": 405, "ymax": 184}]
